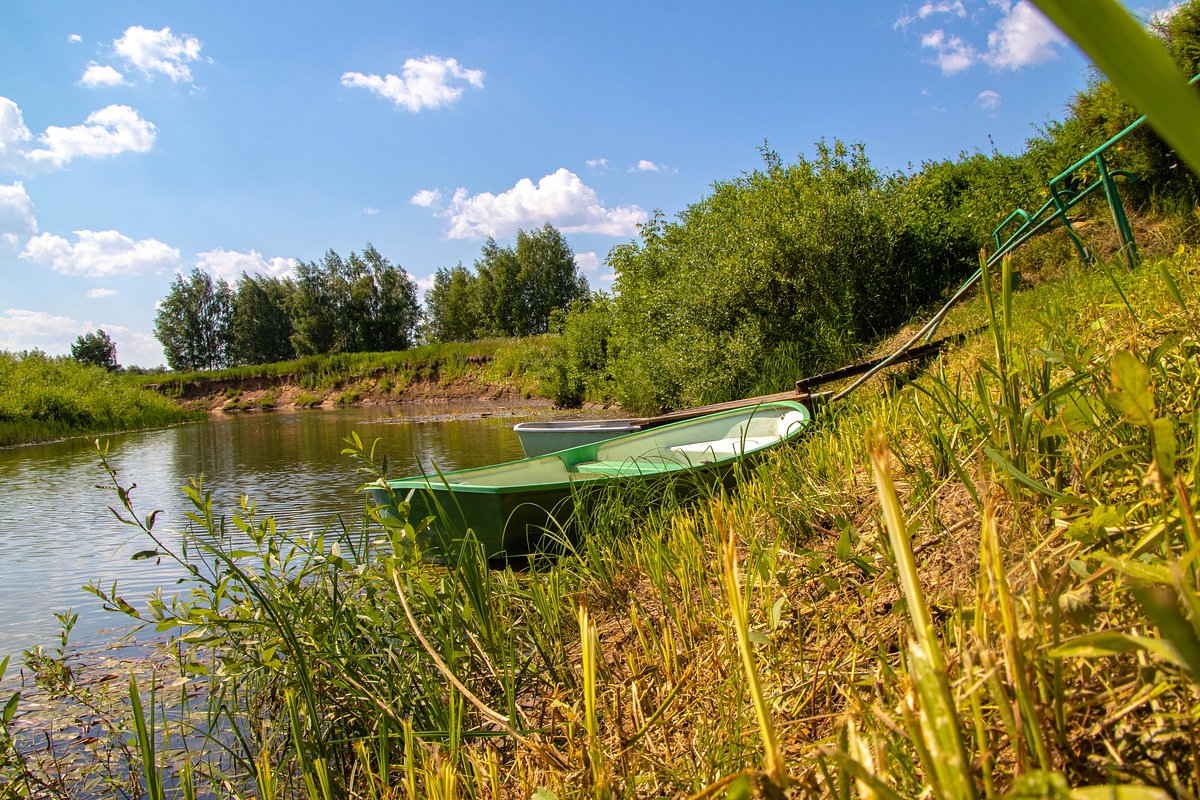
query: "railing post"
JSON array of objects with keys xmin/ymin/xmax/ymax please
[
  {"xmin": 1048, "ymin": 188, "xmax": 1092, "ymax": 262},
  {"xmin": 1095, "ymin": 153, "xmax": 1138, "ymax": 269}
]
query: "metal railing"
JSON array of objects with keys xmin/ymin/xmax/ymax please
[{"xmin": 824, "ymin": 73, "xmax": 1200, "ymax": 404}]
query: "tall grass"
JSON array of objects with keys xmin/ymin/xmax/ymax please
[
  {"xmin": 0, "ymin": 351, "xmax": 198, "ymax": 447},
  {"xmin": 5, "ymin": 245, "xmax": 1200, "ymax": 797}
]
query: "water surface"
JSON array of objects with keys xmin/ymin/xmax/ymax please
[{"xmin": 0, "ymin": 405, "xmax": 529, "ymax": 658}]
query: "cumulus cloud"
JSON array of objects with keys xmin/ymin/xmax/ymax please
[
  {"xmin": 86, "ymin": 288, "xmax": 118, "ymax": 298},
  {"xmin": 0, "ymin": 98, "xmax": 34, "ymax": 172},
  {"xmin": 0, "ymin": 309, "xmax": 87, "ymax": 352},
  {"xmin": 895, "ymin": 1, "xmax": 967, "ymax": 29},
  {"xmin": 21, "ymin": 229, "xmax": 180, "ymax": 277},
  {"xmin": 415, "ymin": 273, "xmax": 437, "ymax": 302},
  {"xmin": 80, "ymin": 63, "xmax": 128, "ymax": 87},
  {"xmin": 921, "ymin": 28, "xmax": 978, "ymax": 74},
  {"xmin": 68, "ymin": 34, "xmax": 83, "ymax": 44},
  {"xmin": 907, "ymin": 0, "xmax": 1067, "ymax": 74},
  {"xmin": 977, "ymin": 89, "xmax": 1002, "ymax": 110},
  {"xmin": 410, "ymin": 188, "xmax": 441, "ymax": 207},
  {"xmin": 0, "ymin": 181, "xmax": 37, "ymax": 248},
  {"xmin": 194, "ymin": 248, "xmax": 296, "ymax": 283},
  {"xmin": 2, "ymin": 98, "xmax": 156, "ymax": 172},
  {"xmin": 586, "ymin": 158, "xmax": 609, "ymax": 170},
  {"xmin": 983, "ymin": 1, "xmax": 1067, "ymax": 69},
  {"xmin": 574, "ymin": 251, "xmax": 602, "ymax": 274},
  {"xmin": 29, "ymin": 105, "xmax": 156, "ymax": 167},
  {"xmin": 114, "ymin": 25, "xmax": 205, "ymax": 83},
  {"xmin": 436, "ymin": 168, "xmax": 647, "ymax": 240},
  {"xmin": 0, "ymin": 310, "xmax": 164, "ymax": 365},
  {"xmin": 342, "ymin": 55, "xmax": 485, "ymax": 112},
  {"xmin": 631, "ymin": 159, "xmax": 665, "ymax": 172}
]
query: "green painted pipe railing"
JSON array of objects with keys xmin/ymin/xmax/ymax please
[
  {"xmin": 992, "ymin": 72, "xmax": 1200, "ymax": 270},
  {"xmin": 826, "ymin": 73, "xmax": 1200, "ymax": 404}
]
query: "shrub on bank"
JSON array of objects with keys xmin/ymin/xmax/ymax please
[{"xmin": 0, "ymin": 351, "xmax": 196, "ymax": 446}]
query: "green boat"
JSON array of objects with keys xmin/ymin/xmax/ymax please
[{"xmin": 369, "ymin": 400, "xmax": 810, "ymax": 560}]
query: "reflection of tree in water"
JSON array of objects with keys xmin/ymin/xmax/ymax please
[{"xmin": 0, "ymin": 406, "xmax": 527, "ymax": 656}]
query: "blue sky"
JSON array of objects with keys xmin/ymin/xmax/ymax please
[{"xmin": 0, "ymin": 1, "xmax": 1175, "ymax": 366}]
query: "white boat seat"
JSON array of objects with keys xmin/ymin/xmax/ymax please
[{"xmin": 670, "ymin": 436, "xmax": 777, "ymax": 462}]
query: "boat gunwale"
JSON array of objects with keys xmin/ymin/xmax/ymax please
[{"xmin": 380, "ymin": 400, "xmax": 811, "ymax": 496}]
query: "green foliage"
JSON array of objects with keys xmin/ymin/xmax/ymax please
[
  {"xmin": 0, "ymin": 350, "xmax": 195, "ymax": 445},
  {"xmin": 422, "ymin": 264, "xmax": 479, "ymax": 342},
  {"xmin": 290, "ymin": 244, "xmax": 421, "ymax": 357},
  {"xmin": 231, "ymin": 273, "xmax": 296, "ymax": 365},
  {"xmin": 426, "ymin": 224, "xmax": 591, "ymax": 343},
  {"xmin": 154, "ymin": 268, "xmax": 235, "ymax": 371},
  {"xmin": 70, "ymin": 329, "xmax": 119, "ymax": 371},
  {"xmin": 532, "ymin": 296, "xmax": 615, "ymax": 406},
  {"xmin": 607, "ymin": 141, "xmax": 977, "ymax": 413}
]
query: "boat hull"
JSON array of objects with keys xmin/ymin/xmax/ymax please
[
  {"xmin": 369, "ymin": 400, "xmax": 811, "ymax": 560},
  {"xmin": 513, "ymin": 418, "xmax": 643, "ymax": 456}
]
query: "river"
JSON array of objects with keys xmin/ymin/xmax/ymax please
[{"xmin": 0, "ymin": 405, "xmax": 531, "ymax": 660}]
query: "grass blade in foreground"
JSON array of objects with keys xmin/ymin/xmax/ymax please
[{"xmin": 1030, "ymin": 0, "xmax": 1200, "ymax": 175}]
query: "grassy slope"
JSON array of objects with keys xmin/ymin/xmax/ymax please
[
  {"xmin": 7, "ymin": 246, "xmax": 1200, "ymax": 798},
  {"xmin": 0, "ymin": 353, "xmax": 200, "ymax": 447}
]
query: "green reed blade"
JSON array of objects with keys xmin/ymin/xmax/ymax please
[{"xmin": 1031, "ymin": 0, "xmax": 1200, "ymax": 176}]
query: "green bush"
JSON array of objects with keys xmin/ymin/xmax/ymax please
[
  {"xmin": 606, "ymin": 141, "xmax": 977, "ymax": 413},
  {"xmin": 0, "ymin": 350, "xmax": 196, "ymax": 446}
]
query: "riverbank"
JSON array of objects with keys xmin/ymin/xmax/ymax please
[{"xmin": 6, "ymin": 246, "xmax": 1200, "ymax": 797}]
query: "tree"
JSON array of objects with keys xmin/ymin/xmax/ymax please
[
  {"xmin": 423, "ymin": 264, "xmax": 480, "ymax": 342},
  {"xmin": 231, "ymin": 274, "xmax": 296, "ymax": 365},
  {"xmin": 472, "ymin": 224, "xmax": 589, "ymax": 337},
  {"xmin": 154, "ymin": 269, "xmax": 235, "ymax": 371},
  {"xmin": 70, "ymin": 329, "xmax": 119, "ymax": 371},
  {"xmin": 290, "ymin": 251, "xmax": 343, "ymax": 356},
  {"xmin": 289, "ymin": 244, "xmax": 420, "ymax": 355}
]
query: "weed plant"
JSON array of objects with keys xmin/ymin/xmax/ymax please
[
  {"xmin": 0, "ymin": 352, "xmax": 198, "ymax": 447},
  {"xmin": 5, "ymin": 247, "xmax": 1200, "ymax": 797}
]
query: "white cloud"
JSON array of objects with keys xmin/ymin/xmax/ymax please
[
  {"xmin": 342, "ymin": 55, "xmax": 485, "ymax": 112},
  {"xmin": 0, "ymin": 181, "xmax": 37, "ymax": 248},
  {"xmin": 908, "ymin": 0, "xmax": 1066, "ymax": 74},
  {"xmin": 984, "ymin": 1, "xmax": 1067, "ymax": 69},
  {"xmin": 22, "ymin": 229, "xmax": 180, "ymax": 277},
  {"xmin": 114, "ymin": 25, "xmax": 205, "ymax": 83},
  {"xmin": 194, "ymin": 248, "xmax": 296, "ymax": 283},
  {"xmin": 977, "ymin": 89, "xmax": 1002, "ymax": 110},
  {"xmin": 0, "ymin": 97, "xmax": 34, "ymax": 172},
  {"xmin": 68, "ymin": 34, "xmax": 83, "ymax": 44},
  {"xmin": 410, "ymin": 188, "xmax": 441, "ymax": 207},
  {"xmin": 80, "ymin": 63, "xmax": 128, "ymax": 87},
  {"xmin": 363, "ymin": 206, "xmax": 380, "ymax": 215},
  {"xmin": 415, "ymin": 273, "xmax": 437, "ymax": 302},
  {"xmin": 26, "ymin": 105, "xmax": 156, "ymax": 168},
  {"xmin": 86, "ymin": 288, "xmax": 118, "ymax": 298},
  {"xmin": 437, "ymin": 168, "xmax": 647, "ymax": 240},
  {"xmin": 574, "ymin": 251, "xmax": 602, "ymax": 273},
  {"xmin": 0, "ymin": 309, "xmax": 87, "ymax": 352},
  {"xmin": 632, "ymin": 159, "xmax": 665, "ymax": 172},
  {"xmin": 921, "ymin": 28, "xmax": 979, "ymax": 74},
  {"xmin": 586, "ymin": 158, "xmax": 609, "ymax": 169},
  {"xmin": 109, "ymin": 328, "xmax": 165, "ymax": 367},
  {"xmin": 0, "ymin": 311, "xmax": 165, "ymax": 365},
  {"xmin": 895, "ymin": 1, "xmax": 967, "ymax": 29}
]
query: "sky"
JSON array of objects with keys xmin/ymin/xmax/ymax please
[{"xmin": 0, "ymin": 1, "xmax": 1178, "ymax": 366}]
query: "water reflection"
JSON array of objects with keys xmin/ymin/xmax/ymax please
[{"xmin": 0, "ymin": 405, "xmax": 529, "ymax": 657}]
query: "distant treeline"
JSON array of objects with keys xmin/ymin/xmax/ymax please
[{"xmin": 153, "ymin": 225, "xmax": 589, "ymax": 372}]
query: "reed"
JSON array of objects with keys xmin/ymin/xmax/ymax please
[{"xmin": 5, "ymin": 246, "xmax": 1200, "ymax": 797}]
